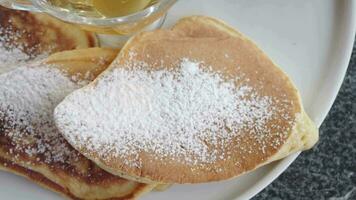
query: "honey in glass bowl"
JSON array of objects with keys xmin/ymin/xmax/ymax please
[
  {"xmin": 47, "ymin": 0, "xmax": 157, "ymax": 18},
  {"xmin": 0, "ymin": 0, "xmax": 176, "ymax": 36}
]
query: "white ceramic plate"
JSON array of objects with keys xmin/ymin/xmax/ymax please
[{"xmin": 0, "ymin": 0, "xmax": 355, "ymax": 199}]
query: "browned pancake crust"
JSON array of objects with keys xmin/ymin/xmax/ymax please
[
  {"xmin": 0, "ymin": 155, "xmax": 84, "ymax": 200},
  {"xmin": 0, "ymin": 133, "xmax": 134, "ymax": 186},
  {"xmin": 0, "ymin": 156, "xmax": 149, "ymax": 200},
  {"xmin": 0, "ymin": 6, "xmax": 97, "ymax": 59}
]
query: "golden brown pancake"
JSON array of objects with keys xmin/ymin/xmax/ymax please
[
  {"xmin": 54, "ymin": 16, "xmax": 318, "ymax": 184},
  {"xmin": 0, "ymin": 48, "xmax": 155, "ymax": 199},
  {"xmin": 0, "ymin": 6, "xmax": 98, "ymax": 72}
]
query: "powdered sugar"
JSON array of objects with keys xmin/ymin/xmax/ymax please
[
  {"xmin": 55, "ymin": 59, "xmax": 276, "ymax": 167},
  {"xmin": 0, "ymin": 65, "xmax": 83, "ymax": 165},
  {"xmin": 0, "ymin": 24, "xmax": 48, "ymax": 73}
]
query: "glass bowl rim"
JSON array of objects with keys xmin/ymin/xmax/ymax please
[{"xmin": 32, "ymin": 0, "xmax": 177, "ymax": 26}]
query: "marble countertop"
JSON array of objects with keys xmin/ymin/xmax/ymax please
[{"xmin": 253, "ymin": 44, "xmax": 356, "ymax": 199}]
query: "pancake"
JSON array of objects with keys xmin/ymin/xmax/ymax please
[
  {"xmin": 0, "ymin": 48, "xmax": 155, "ymax": 199},
  {"xmin": 0, "ymin": 6, "xmax": 98, "ymax": 73},
  {"xmin": 54, "ymin": 16, "xmax": 319, "ymax": 184}
]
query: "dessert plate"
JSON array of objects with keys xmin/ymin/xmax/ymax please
[{"xmin": 0, "ymin": 0, "xmax": 355, "ymax": 199}]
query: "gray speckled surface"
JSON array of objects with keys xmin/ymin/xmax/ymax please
[{"xmin": 253, "ymin": 44, "xmax": 356, "ymax": 200}]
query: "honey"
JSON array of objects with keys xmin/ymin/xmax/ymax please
[
  {"xmin": 5, "ymin": 0, "xmax": 173, "ymax": 35},
  {"xmin": 47, "ymin": 0, "xmax": 157, "ymax": 18}
]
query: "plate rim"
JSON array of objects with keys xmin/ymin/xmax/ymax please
[{"xmin": 235, "ymin": 1, "xmax": 356, "ymax": 199}]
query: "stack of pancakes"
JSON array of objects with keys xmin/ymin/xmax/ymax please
[
  {"xmin": 0, "ymin": 7, "xmax": 318, "ymax": 200},
  {"xmin": 0, "ymin": 7, "xmax": 154, "ymax": 200},
  {"xmin": 0, "ymin": 48, "xmax": 155, "ymax": 200}
]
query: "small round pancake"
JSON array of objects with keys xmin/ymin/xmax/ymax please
[{"xmin": 54, "ymin": 16, "xmax": 318, "ymax": 184}]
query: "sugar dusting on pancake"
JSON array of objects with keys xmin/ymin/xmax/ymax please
[
  {"xmin": 0, "ymin": 48, "xmax": 154, "ymax": 200},
  {"xmin": 0, "ymin": 24, "xmax": 49, "ymax": 71},
  {"xmin": 55, "ymin": 57, "xmax": 292, "ymax": 168},
  {"xmin": 0, "ymin": 65, "xmax": 83, "ymax": 166},
  {"xmin": 54, "ymin": 16, "xmax": 317, "ymax": 184}
]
